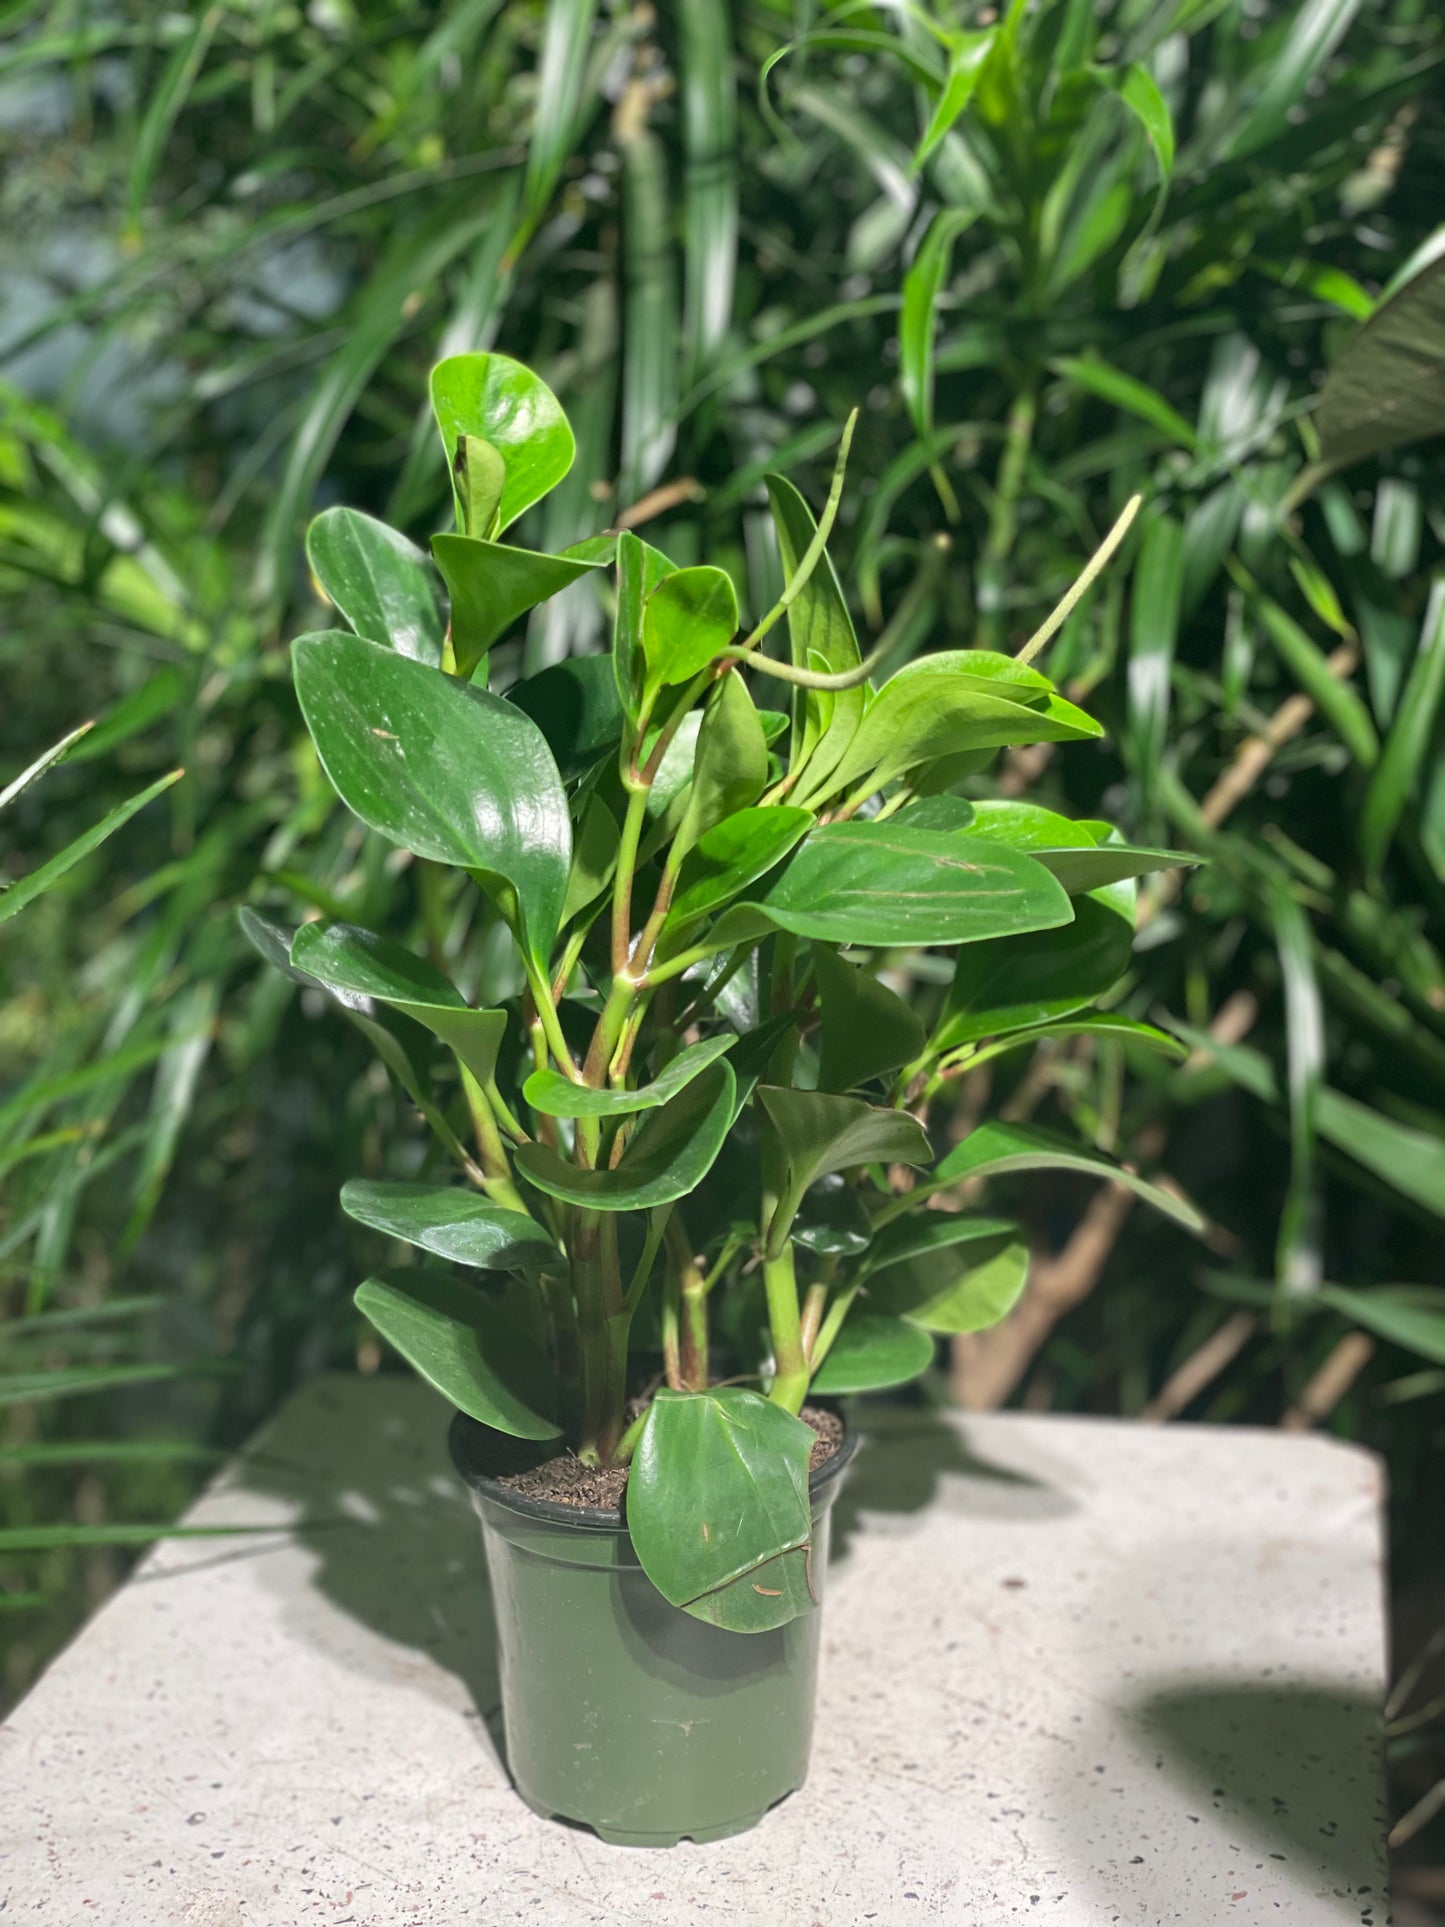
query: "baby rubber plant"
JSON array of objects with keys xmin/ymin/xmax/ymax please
[{"xmin": 245, "ymin": 352, "xmax": 1202, "ymax": 1632}]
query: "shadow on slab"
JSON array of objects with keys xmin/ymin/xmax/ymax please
[
  {"xmin": 830, "ymin": 1398, "xmax": 1077, "ymax": 1560},
  {"xmin": 1124, "ymin": 1681, "xmax": 1388, "ymax": 1904},
  {"xmin": 233, "ymin": 1374, "xmax": 506, "ymax": 1759}
]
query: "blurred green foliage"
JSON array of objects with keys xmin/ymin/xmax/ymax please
[{"xmin": 2, "ymin": 0, "xmax": 1443, "ymax": 1721}]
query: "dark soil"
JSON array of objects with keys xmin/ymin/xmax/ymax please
[{"xmin": 491, "ymin": 1402, "xmax": 845, "ymax": 1512}]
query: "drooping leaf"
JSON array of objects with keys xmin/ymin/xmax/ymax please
[
  {"xmin": 290, "ymin": 921, "xmax": 506, "ymax": 1087},
  {"xmin": 292, "ymin": 632, "xmax": 571, "ymax": 974},
  {"xmin": 628, "ymin": 1387, "xmax": 816, "ymax": 1632},
  {"xmin": 640, "ymin": 564, "xmax": 739, "ymax": 704},
  {"xmin": 1359, "ymin": 582, "xmax": 1445, "ymax": 877},
  {"xmin": 670, "ymin": 670, "xmax": 768, "ymax": 865},
  {"xmin": 1319, "ymin": 1285, "xmax": 1445, "ymax": 1367},
  {"xmin": 900, "ymin": 207, "xmax": 978, "ymax": 452},
  {"xmin": 523, "ymin": 1034, "xmax": 736, "ymax": 1119},
  {"xmin": 932, "ymin": 879, "xmax": 1134, "ymax": 1052},
  {"xmin": 665, "ymin": 805, "xmax": 814, "ymax": 930},
  {"xmin": 736, "ymin": 821, "xmax": 1075, "ymax": 949},
  {"xmin": 926, "ymin": 1119, "xmax": 1204, "ymax": 1230},
  {"xmin": 810, "ymin": 1310, "xmax": 936, "ymax": 1393},
  {"xmin": 341, "ymin": 1182, "xmax": 560, "ymax": 1272},
  {"xmin": 795, "ymin": 653, "xmax": 1103, "ymax": 807},
  {"xmin": 860, "ymin": 1210, "xmax": 1019, "ymax": 1279},
  {"xmin": 812, "ymin": 944, "xmax": 926, "ymax": 1092},
  {"xmin": 867, "ymin": 1233, "xmax": 1029, "ymax": 1334},
  {"xmin": 508, "ymin": 655, "xmax": 625, "ymax": 780},
  {"xmin": 430, "ymin": 352, "xmax": 575, "ymax": 533},
  {"xmin": 913, "ymin": 28, "xmax": 994, "ymax": 169},
  {"xmin": 757, "ymin": 1086, "xmax": 932, "ymax": 1248},
  {"xmin": 432, "ymin": 535, "xmax": 603, "ymax": 680},
  {"xmin": 964, "ymin": 800, "xmax": 1196, "ymax": 893},
  {"xmin": 355, "ymin": 1272, "xmax": 559, "ymax": 1438},
  {"xmin": 514, "ymin": 1059, "xmax": 735, "ymax": 1210}
]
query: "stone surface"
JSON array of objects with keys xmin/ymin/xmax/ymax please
[{"xmin": 0, "ymin": 1375, "xmax": 1388, "ymax": 1925}]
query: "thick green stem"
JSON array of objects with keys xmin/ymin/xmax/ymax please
[
  {"xmin": 610, "ymin": 782, "xmax": 650, "ymax": 975},
  {"xmin": 762, "ymin": 1241, "xmax": 810, "ymax": 1413},
  {"xmin": 665, "ymin": 1214, "xmax": 708, "ymax": 1391},
  {"xmin": 809, "ymin": 1284, "xmax": 860, "ymax": 1374}
]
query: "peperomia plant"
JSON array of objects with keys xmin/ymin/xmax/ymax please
[{"xmin": 247, "ymin": 353, "xmax": 1200, "ymax": 1632}]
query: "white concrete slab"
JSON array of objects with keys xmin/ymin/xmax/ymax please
[{"xmin": 0, "ymin": 1375, "xmax": 1388, "ymax": 1925}]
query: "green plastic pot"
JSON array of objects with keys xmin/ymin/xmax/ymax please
[{"xmin": 449, "ymin": 1410, "xmax": 857, "ymax": 1847}]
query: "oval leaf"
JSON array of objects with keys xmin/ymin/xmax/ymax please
[
  {"xmin": 741, "ymin": 821, "xmax": 1075, "ymax": 949},
  {"xmin": 432, "ymin": 534, "xmax": 601, "ymax": 681},
  {"xmin": 812, "ymin": 944, "xmax": 926, "ymax": 1092},
  {"xmin": 306, "ymin": 508, "xmax": 444, "ymax": 664},
  {"xmin": 628, "ymin": 1386, "xmax": 816, "ymax": 1632},
  {"xmin": 868, "ymin": 1234, "xmax": 1029, "ymax": 1335},
  {"xmin": 355, "ymin": 1272, "xmax": 560, "ymax": 1438},
  {"xmin": 928, "ymin": 1119, "xmax": 1204, "ymax": 1231},
  {"xmin": 514, "ymin": 1059, "xmax": 736, "ymax": 1210},
  {"xmin": 810, "ymin": 1311, "xmax": 935, "ymax": 1393},
  {"xmin": 430, "ymin": 352, "xmax": 575, "ymax": 533},
  {"xmin": 641, "ymin": 564, "xmax": 739, "ymax": 701},
  {"xmin": 341, "ymin": 1181, "xmax": 559, "ymax": 1272},
  {"xmin": 523, "ymin": 1034, "xmax": 736, "ymax": 1119},
  {"xmin": 292, "ymin": 632, "xmax": 571, "ymax": 974},
  {"xmin": 757, "ymin": 1086, "xmax": 932, "ymax": 1249},
  {"xmin": 665, "ymin": 805, "xmax": 814, "ymax": 930}
]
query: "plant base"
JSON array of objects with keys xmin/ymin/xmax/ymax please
[{"xmin": 450, "ymin": 1411, "xmax": 856, "ymax": 1847}]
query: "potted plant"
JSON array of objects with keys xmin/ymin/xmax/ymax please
[{"xmin": 245, "ymin": 352, "xmax": 1199, "ymax": 1847}]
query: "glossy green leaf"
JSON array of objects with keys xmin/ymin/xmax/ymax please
[
  {"xmin": 641, "ymin": 564, "xmax": 739, "ymax": 703},
  {"xmin": 453, "ymin": 435, "xmax": 506, "ymax": 539},
  {"xmin": 790, "ymin": 1173, "xmax": 874, "ymax": 1257},
  {"xmin": 867, "ymin": 1233, "xmax": 1029, "ymax": 1335},
  {"xmin": 964, "ymin": 800, "xmax": 1196, "ymax": 893},
  {"xmin": 1359, "ymin": 582, "xmax": 1445, "ymax": 877},
  {"xmin": 1110, "ymin": 62, "xmax": 1174, "ymax": 184},
  {"xmin": 796, "ymin": 653, "xmax": 1103, "ymax": 807},
  {"xmin": 812, "ymin": 944, "xmax": 926, "ymax": 1092},
  {"xmin": 670, "ymin": 670, "xmax": 768, "ymax": 865},
  {"xmin": 665, "ymin": 805, "xmax": 814, "ymax": 930},
  {"xmin": 861, "ymin": 1211, "xmax": 1019, "ymax": 1279},
  {"xmin": 306, "ymin": 508, "xmax": 444, "ymax": 665},
  {"xmin": 766, "ymin": 474, "xmax": 865, "ymax": 778},
  {"xmin": 290, "ymin": 920, "xmax": 506, "ymax": 1087},
  {"xmin": 508, "ymin": 655, "xmax": 625, "ymax": 780},
  {"xmin": 728, "ymin": 1011, "xmax": 802, "ymax": 1118},
  {"xmin": 561, "ymin": 792, "xmax": 620, "ymax": 923},
  {"xmin": 612, "ymin": 530, "xmax": 678, "ymax": 721},
  {"xmin": 523, "ymin": 1034, "xmax": 736, "ymax": 1119},
  {"xmin": 758, "ymin": 1086, "xmax": 932, "ymax": 1249},
  {"xmin": 966, "ymin": 1011, "xmax": 1188, "ymax": 1065},
  {"xmin": 810, "ymin": 1311, "xmax": 935, "ymax": 1394},
  {"xmin": 739, "ymin": 822, "xmax": 1075, "ymax": 949},
  {"xmin": 341, "ymin": 1181, "xmax": 559, "ymax": 1272},
  {"xmin": 514, "ymin": 1059, "xmax": 735, "ymax": 1210},
  {"xmin": 927, "ymin": 1119, "xmax": 1204, "ymax": 1231},
  {"xmin": 0, "ymin": 721, "xmax": 94, "ymax": 811},
  {"xmin": 0, "ymin": 769, "xmax": 182, "ymax": 927},
  {"xmin": 355, "ymin": 1272, "xmax": 559, "ymax": 1438},
  {"xmin": 628, "ymin": 1387, "xmax": 816, "ymax": 1632},
  {"xmin": 430, "ymin": 352, "xmax": 574, "ymax": 533},
  {"xmin": 432, "ymin": 534, "xmax": 602, "ymax": 680},
  {"xmin": 292, "ymin": 632, "xmax": 570, "ymax": 973}
]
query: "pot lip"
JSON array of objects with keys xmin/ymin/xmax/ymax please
[{"xmin": 449, "ymin": 1400, "xmax": 858, "ymax": 1531}]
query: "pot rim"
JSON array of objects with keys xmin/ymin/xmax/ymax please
[{"xmin": 449, "ymin": 1401, "xmax": 858, "ymax": 1531}]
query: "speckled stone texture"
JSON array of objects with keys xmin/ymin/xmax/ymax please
[{"xmin": 0, "ymin": 1375, "xmax": 1388, "ymax": 1925}]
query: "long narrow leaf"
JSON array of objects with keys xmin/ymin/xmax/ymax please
[{"xmin": 0, "ymin": 770, "xmax": 182, "ymax": 926}]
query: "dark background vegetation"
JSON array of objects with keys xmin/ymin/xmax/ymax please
[{"xmin": 2, "ymin": 0, "xmax": 1443, "ymax": 1906}]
